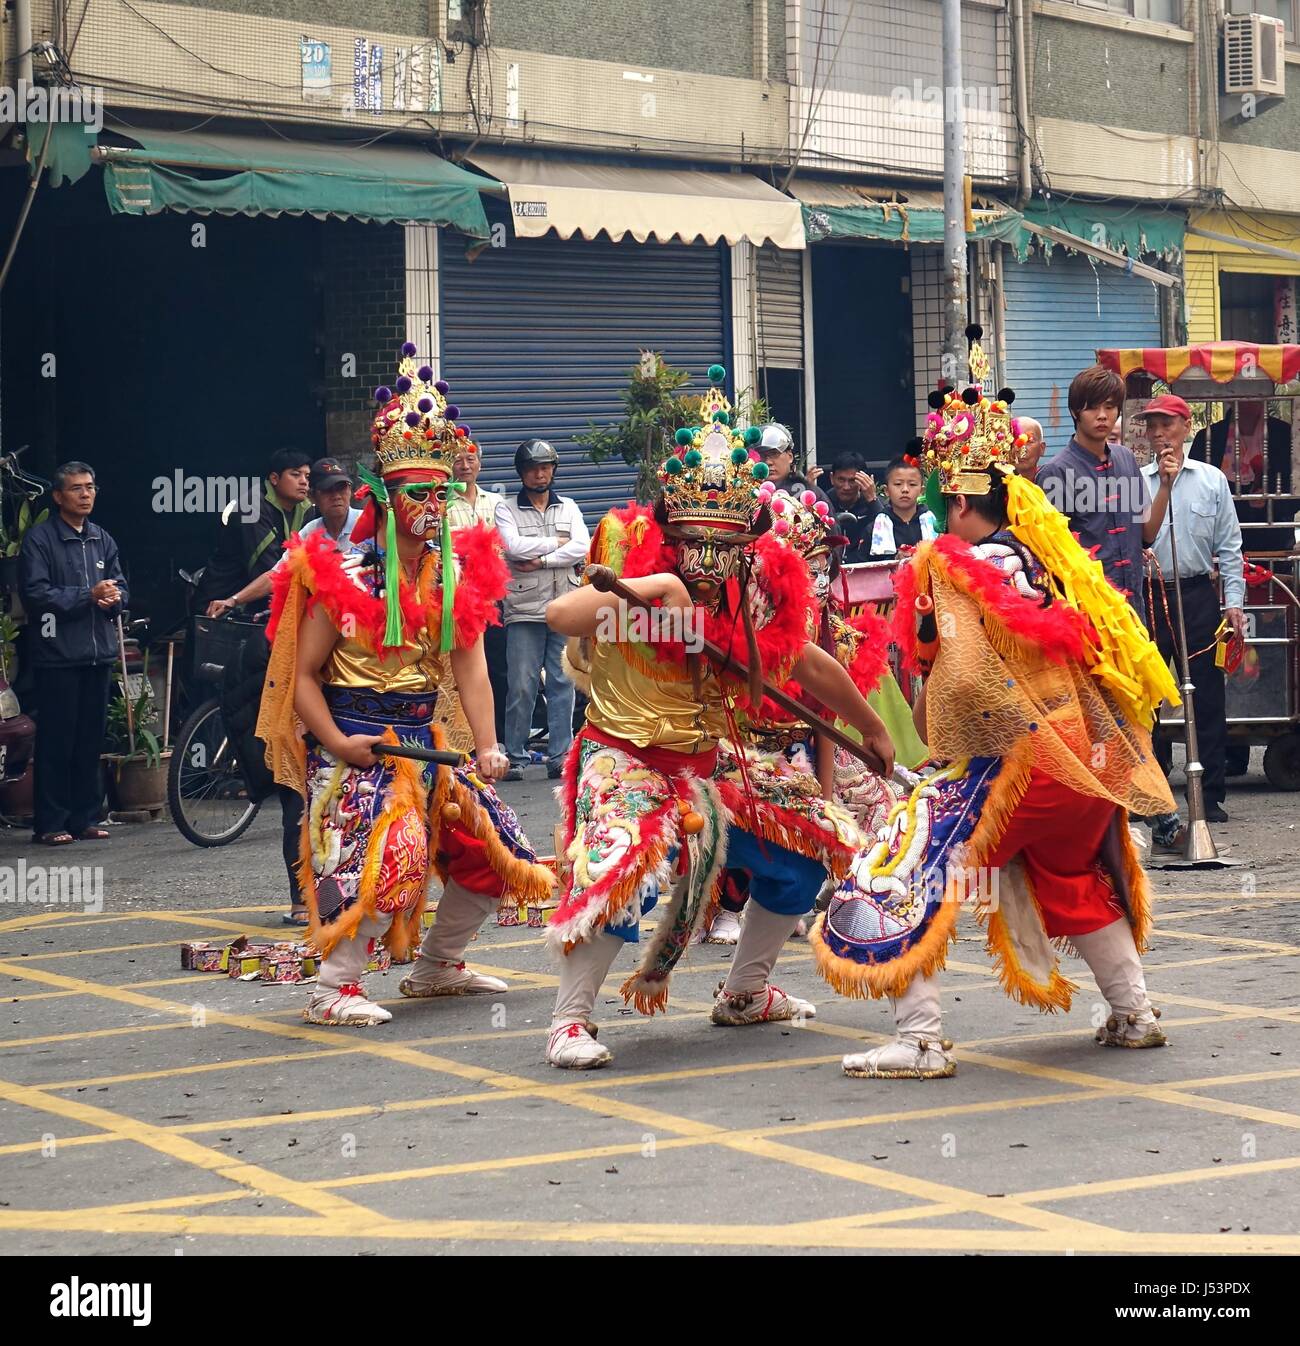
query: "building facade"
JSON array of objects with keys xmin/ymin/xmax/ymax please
[{"xmin": 5, "ymin": 0, "xmax": 1300, "ymax": 589}]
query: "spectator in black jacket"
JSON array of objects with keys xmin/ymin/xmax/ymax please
[
  {"xmin": 754, "ymin": 424, "xmax": 832, "ymax": 506},
  {"xmin": 200, "ymin": 449, "xmax": 312, "ymax": 615},
  {"xmin": 19, "ymin": 461, "xmax": 128, "ymax": 845},
  {"xmin": 821, "ymin": 452, "xmax": 878, "ymax": 519}
]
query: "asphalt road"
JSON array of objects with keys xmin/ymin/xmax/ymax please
[{"xmin": 0, "ymin": 749, "xmax": 1297, "ymax": 1256}]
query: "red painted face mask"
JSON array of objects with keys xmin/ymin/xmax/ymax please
[{"xmin": 389, "ymin": 476, "xmax": 446, "ymax": 540}]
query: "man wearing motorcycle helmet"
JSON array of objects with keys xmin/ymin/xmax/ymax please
[
  {"xmin": 494, "ymin": 439, "xmax": 590, "ymax": 778},
  {"xmin": 754, "ymin": 423, "xmax": 831, "ymax": 507}
]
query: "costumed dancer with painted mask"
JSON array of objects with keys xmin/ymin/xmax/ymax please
[
  {"xmin": 543, "ymin": 365, "xmax": 895, "ymax": 1069},
  {"xmin": 811, "ymin": 336, "xmax": 1180, "ymax": 1080},
  {"xmin": 699, "ymin": 485, "xmax": 901, "ymax": 945},
  {"xmin": 257, "ymin": 344, "xmax": 554, "ymax": 1026}
]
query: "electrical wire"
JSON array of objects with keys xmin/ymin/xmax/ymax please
[
  {"xmin": 0, "ymin": 121, "xmax": 54, "ymax": 294},
  {"xmin": 782, "ymin": 0, "xmax": 862, "ymax": 192},
  {"xmin": 74, "ymin": 65, "xmax": 808, "ymax": 162},
  {"xmin": 112, "ymin": 0, "xmax": 299, "ymax": 91}
]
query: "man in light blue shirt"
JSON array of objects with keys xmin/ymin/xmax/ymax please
[{"xmin": 1138, "ymin": 395, "xmax": 1245, "ymax": 826}]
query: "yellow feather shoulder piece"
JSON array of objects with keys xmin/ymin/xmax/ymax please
[{"xmin": 1003, "ymin": 473, "xmax": 1180, "ymax": 726}]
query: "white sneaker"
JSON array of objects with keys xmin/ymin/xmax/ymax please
[
  {"xmin": 710, "ymin": 983, "xmax": 816, "ymax": 1026},
  {"xmin": 399, "ymin": 959, "xmax": 509, "ymax": 998},
  {"xmin": 842, "ymin": 1035, "xmax": 955, "ymax": 1079},
  {"xmin": 304, "ymin": 982, "xmax": 393, "ymax": 1027},
  {"xmin": 1095, "ymin": 1008, "xmax": 1167, "ymax": 1048},
  {"xmin": 546, "ymin": 1020, "xmax": 612, "ymax": 1069},
  {"xmin": 705, "ymin": 910, "xmax": 743, "ymax": 944}
]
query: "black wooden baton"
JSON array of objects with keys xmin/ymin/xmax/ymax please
[{"xmin": 584, "ymin": 564, "xmax": 887, "ymax": 775}]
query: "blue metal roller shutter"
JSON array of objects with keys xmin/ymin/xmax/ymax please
[
  {"xmin": 439, "ymin": 234, "xmax": 726, "ymax": 521},
  {"xmin": 1002, "ymin": 250, "xmax": 1163, "ymax": 445}
]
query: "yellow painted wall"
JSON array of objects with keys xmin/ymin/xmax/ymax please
[
  {"xmin": 1187, "ymin": 211, "xmax": 1300, "ymax": 278},
  {"xmin": 1182, "ymin": 249, "xmax": 1219, "ymax": 344}
]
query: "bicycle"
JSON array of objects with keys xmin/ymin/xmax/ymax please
[{"xmin": 165, "ymin": 609, "xmax": 267, "ymax": 847}]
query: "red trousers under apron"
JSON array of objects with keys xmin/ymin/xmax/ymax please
[{"xmin": 984, "ymin": 768, "xmax": 1125, "ymax": 937}]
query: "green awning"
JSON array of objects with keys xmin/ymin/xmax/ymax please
[
  {"xmin": 82, "ymin": 127, "xmax": 497, "ymax": 236},
  {"xmin": 1011, "ymin": 199, "xmax": 1184, "ymax": 263},
  {"xmin": 792, "ymin": 181, "xmax": 1024, "ymax": 245},
  {"xmin": 24, "ymin": 121, "xmax": 96, "ymax": 189}
]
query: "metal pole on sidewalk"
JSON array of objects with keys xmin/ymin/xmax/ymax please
[
  {"xmin": 1165, "ymin": 485, "xmax": 1219, "ymax": 862},
  {"xmin": 941, "ymin": 0, "xmax": 968, "ymax": 384}
]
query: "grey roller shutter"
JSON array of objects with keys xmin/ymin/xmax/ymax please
[
  {"xmin": 1002, "ymin": 249, "xmax": 1162, "ymax": 446},
  {"xmin": 755, "ymin": 244, "xmax": 803, "ymax": 370},
  {"xmin": 439, "ymin": 233, "xmax": 727, "ymax": 521}
]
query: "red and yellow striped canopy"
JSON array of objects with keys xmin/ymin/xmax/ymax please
[{"xmin": 1097, "ymin": 342, "xmax": 1300, "ymax": 386}]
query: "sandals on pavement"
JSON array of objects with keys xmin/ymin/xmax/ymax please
[
  {"xmin": 281, "ymin": 910, "xmax": 311, "ymax": 927},
  {"xmin": 36, "ymin": 832, "xmax": 75, "ymax": 846},
  {"xmin": 77, "ymin": 828, "xmax": 110, "ymax": 841}
]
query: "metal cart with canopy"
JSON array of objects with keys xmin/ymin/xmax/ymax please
[{"xmin": 1096, "ymin": 342, "xmax": 1300, "ymax": 790}]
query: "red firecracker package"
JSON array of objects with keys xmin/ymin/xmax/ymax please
[{"xmin": 181, "ymin": 941, "xmax": 228, "ymax": 973}]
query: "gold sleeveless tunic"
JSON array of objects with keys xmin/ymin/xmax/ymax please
[{"xmin": 584, "ymin": 642, "xmax": 728, "ymax": 754}]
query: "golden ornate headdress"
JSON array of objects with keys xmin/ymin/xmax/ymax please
[
  {"xmin": 370, "ymin": 342, "xmax": 479, "ymax": 480},
  {"xmin": 657, "ymin": 364, "xmax": 769, "ymax": 535},
  {"xmin": 920, "ymin": 324, "xmax": 1032, "ymax": 500},
  {"xmin": 920, "ymin": 388, "xmax": 1024, "ymax": 496},
  {"xmin": 763, "ymin": 486, "xmax": 837, "ymax": 556},
  {"xmin": 362, "ymin": 342, "xmax": 482, "ymax": 650}
]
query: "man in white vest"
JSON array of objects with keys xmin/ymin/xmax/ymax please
[{"xmin": 494, "ymin": 439, "xmax": 590, "ymax": 778}]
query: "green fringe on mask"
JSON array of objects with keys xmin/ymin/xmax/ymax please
[
  {"xmin": 923, "ymin": 469, "xmax": 948, "ymax": 533},
  {"xmin": 358, "ymin": 464, "xmax": 406, "ymax": 650}
]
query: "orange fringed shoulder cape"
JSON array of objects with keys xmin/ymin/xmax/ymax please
[
  {"xmin": 256, "ymin": 524, "xmax": 508, "ymax": 797},
  {"xmin": 892, "ymin": 534, "xmax": 1174, "ymax": 819}
]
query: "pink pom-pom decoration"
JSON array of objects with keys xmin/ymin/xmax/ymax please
[
  {"xmin": 801, "ymin": 490, "xmax": 816, "ymax": 508},
  {"xmin": 950, "ymin": 411, "xmax": 975, "ymax": 442},
  {"xmin": 770, "ymin": 497, "xmax": 786, "ymax": 515},
  {"xmin": 814, "ymin": 500, "xmax": 830, "ymax": 517},
  {"xmin": 773, "ymin": 518, "xmax": 791, "ymax": 536}
]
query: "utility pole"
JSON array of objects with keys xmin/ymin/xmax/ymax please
[{"xmin": 941, "ymin": 0, "xmax": 968, "ymax": 386}]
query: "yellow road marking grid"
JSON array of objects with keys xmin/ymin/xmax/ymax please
[{"xmin": 0, "ymin": 893, "xmax": 1297, "ymax": 1252}]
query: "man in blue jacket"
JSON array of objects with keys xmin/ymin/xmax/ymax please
[{"xmin": 19, "ymin": 461, "xmax": 128, "ymax": 845}]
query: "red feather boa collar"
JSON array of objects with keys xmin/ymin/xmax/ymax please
[
  {"xmin": 597, "ymin": 504, "xmax": 814, "ymax": 696},
  {"xmin": 267, "ymin": 523, "xmax": 507, "ymax": 654},
  {"xmin": 836, "ymin": 607, "xmax": 892, "ymax": 696},
  {"xmin": 891, "ymin": 533, "xmax": 1092, "ymax": 674}
]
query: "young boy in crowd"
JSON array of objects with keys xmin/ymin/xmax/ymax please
[{"xmin": 846, "ymin": 454, "xmax": 939, "ymax": 562}]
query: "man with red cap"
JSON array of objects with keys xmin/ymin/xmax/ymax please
[{"xmin": 1138, "ymin": 393, "xmax": 1245, "ymax": 825}]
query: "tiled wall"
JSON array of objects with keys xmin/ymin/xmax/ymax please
[{"xmin": 787, "ymin": 0, "xmax": 1016, "ymax": 180}]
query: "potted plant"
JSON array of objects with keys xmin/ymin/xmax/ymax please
[
  {"xmin": 102, "ymin": 681, "xmax": 171, "ymax": 812},
  {"xmin": 0, "ymin": 499, "xmax": 48, "ymax": 593},
  {"xmin": 0, "ymin": 613, "xmax": 36, "ymax": 819},
  {"xmin": 578, "ymin": 353, "xmax": 769, "ymax": 503}
]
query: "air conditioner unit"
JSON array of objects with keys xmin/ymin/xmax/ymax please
[{"xmin": 1223, "ymin": 13, "xmax": 1286, "ymax": 98}]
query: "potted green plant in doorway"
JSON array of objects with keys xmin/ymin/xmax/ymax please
[
  {"xmin": 0, "ymin": 498, "xmax": 48, "ymax": 594},
  {"xmin": 102, "ymin": 679, "xmax": 170, "ymax": 813}
]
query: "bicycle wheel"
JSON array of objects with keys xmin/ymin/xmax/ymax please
[{"xmin": 167, "ymin": 698, "xmax": 263, "ymax": 846}]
